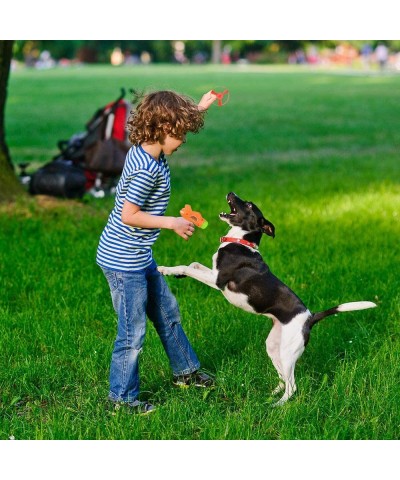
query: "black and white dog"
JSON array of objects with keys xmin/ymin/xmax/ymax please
[{"xmin": 158, "ymin": 193, "xmax": 376, "ymax": 406}]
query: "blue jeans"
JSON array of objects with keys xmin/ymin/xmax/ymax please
[{"xmin": 101, "ymin": 260, "xmax": 200, "ymax": 403}]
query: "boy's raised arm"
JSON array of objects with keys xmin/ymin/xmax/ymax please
[{"xmin": 198, "ymin": 90, "xmax": 217, "ymax": 111}]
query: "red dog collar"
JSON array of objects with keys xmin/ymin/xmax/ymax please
[{"xmin": 220, "ymin": 237, "xmax": 258, "ymax": 249}]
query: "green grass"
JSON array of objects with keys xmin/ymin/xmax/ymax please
[{"xmin": 1, "ymin": 64, "xmax": 399, "ymax": 440}]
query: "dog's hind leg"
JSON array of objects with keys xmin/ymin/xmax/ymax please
[
  {"xmin": 273, "ymin": 313, "xmax": 308, "ymax": 407},
  {"xmin": 266, "ymin": 320, "xmax": 285, "ymax": 395},
  {"xmin": 273, "ymin": 334, "xmax": 305, "ymax": 406}
]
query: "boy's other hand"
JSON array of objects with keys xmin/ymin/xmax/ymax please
[{"xmin": 198, "ymin": 90, "xmax": 217, "ymax": 111}]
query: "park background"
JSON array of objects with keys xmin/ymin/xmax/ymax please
[
  {"xmin": 10, "ymin": 39, "xmax": 400, "ymax": 71},
  {"xmin": 0, "ymin": 3, "xmax": 399, "ymax": 477}
]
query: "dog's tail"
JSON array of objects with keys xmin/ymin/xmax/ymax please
[{"xmin": 309, "ymin": 301, "xmax": 377, "ymax": 328}]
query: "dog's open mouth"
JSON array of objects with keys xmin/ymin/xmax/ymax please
[{"xmin": 220, "ymin": 195, "xmax": 237, "ymax": 219}]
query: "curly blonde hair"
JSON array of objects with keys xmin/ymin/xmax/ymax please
[{"xmin": 127, "ymin": 90, "xmax": 205, "ymax": 145}]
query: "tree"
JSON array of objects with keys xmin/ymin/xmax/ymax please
[
  {"xmin": 211, "ymin": 40, "xmax": 222, "ymax": 64},
  {"xmin": 0, "ymin": 40, "xmax": 24, "ymax": 202}
]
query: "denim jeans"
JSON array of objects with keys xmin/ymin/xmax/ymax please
[{"xmin": 101, "ymin": 260, "xmax": 200, "ymax": 403}]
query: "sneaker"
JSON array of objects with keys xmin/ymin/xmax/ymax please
[
  {"xmin": 109, "ymin": 399, "xmax": 156, "ymax": 415},
  {"xmin": 173, "ymin": 370, "xmax": 215, "ymax": 388}
]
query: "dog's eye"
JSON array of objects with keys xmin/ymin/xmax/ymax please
[{"xmin": 246, "ymin": 202, "xmax": 253, "ymax": 209}]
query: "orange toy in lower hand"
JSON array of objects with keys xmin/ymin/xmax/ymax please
[{"xmin": 180, "ymin": 204, "xmax": 208, "ymax": 229}]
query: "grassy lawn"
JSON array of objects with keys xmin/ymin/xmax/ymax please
[{"xmin": 1, "ymin": 64, "xmax": 399, "ymax": 441}]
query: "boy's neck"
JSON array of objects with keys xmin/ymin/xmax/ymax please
[{"xmin": 141, "ymin": 142, "xmax": 162, "ymax": 161}]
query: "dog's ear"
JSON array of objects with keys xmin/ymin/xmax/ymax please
[{"xmin": 262, "ymin": 219, "xmax": 275, "ymax": 238}]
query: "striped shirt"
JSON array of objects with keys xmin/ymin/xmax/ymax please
[{"xmin": 96, "ymin": 145, "xmax": 171, "ymax": 271}]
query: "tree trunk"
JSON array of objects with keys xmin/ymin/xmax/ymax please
[
  {"xmin": 0, "ymin": 40, "xmax": 25, "ymax": 202},
  {"xmin": 211, "ymin": 40, "xmax": 222, "ymax": 64}
]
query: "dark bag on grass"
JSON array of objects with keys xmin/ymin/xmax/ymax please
[
  {"xmin": 84, "ymin": 138, "xmax": 128, "ymax": 175},
  {"xmin": 29, "ymin": 160, "xmax": 86, "ymax": 199}
]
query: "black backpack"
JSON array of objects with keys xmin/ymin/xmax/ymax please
[{"xmin": 29, "ymin": 159, "xmax": 86, "ymax": 199}]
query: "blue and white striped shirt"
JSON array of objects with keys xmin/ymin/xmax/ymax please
[{"xmin": 96, "ymin": 145, "xmax": 171, "ymax": 271}]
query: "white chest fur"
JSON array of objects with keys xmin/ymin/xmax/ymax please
[{"xmin": 222, "ymin": 288, "xmax": 257, "ymax": 314}]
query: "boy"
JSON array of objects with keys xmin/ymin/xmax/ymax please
[{"xmin": 96, "ymin": 89, "xmax": 217, "ymax": 414}]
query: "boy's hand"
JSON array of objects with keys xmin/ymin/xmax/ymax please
[
  {"xmin": 198, "ymin": 90, "xmax": 217, "ymax": 111},
  {"xmin": 171, "ymin": 217, "xmax": 195, "ymax": 240}
]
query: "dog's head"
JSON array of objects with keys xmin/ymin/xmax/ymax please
[{"xmin": 219, "ymin": 192, "xmax": 275, "ymax": 238}]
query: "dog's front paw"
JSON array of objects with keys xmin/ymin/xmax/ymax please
[
  {"xmin": 157, "ymin": 266, "xmax": 174, "ymax": 275},
  {"xmin": 158, "ymin": 266, "xmax": 186, "ymax": 276}
]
